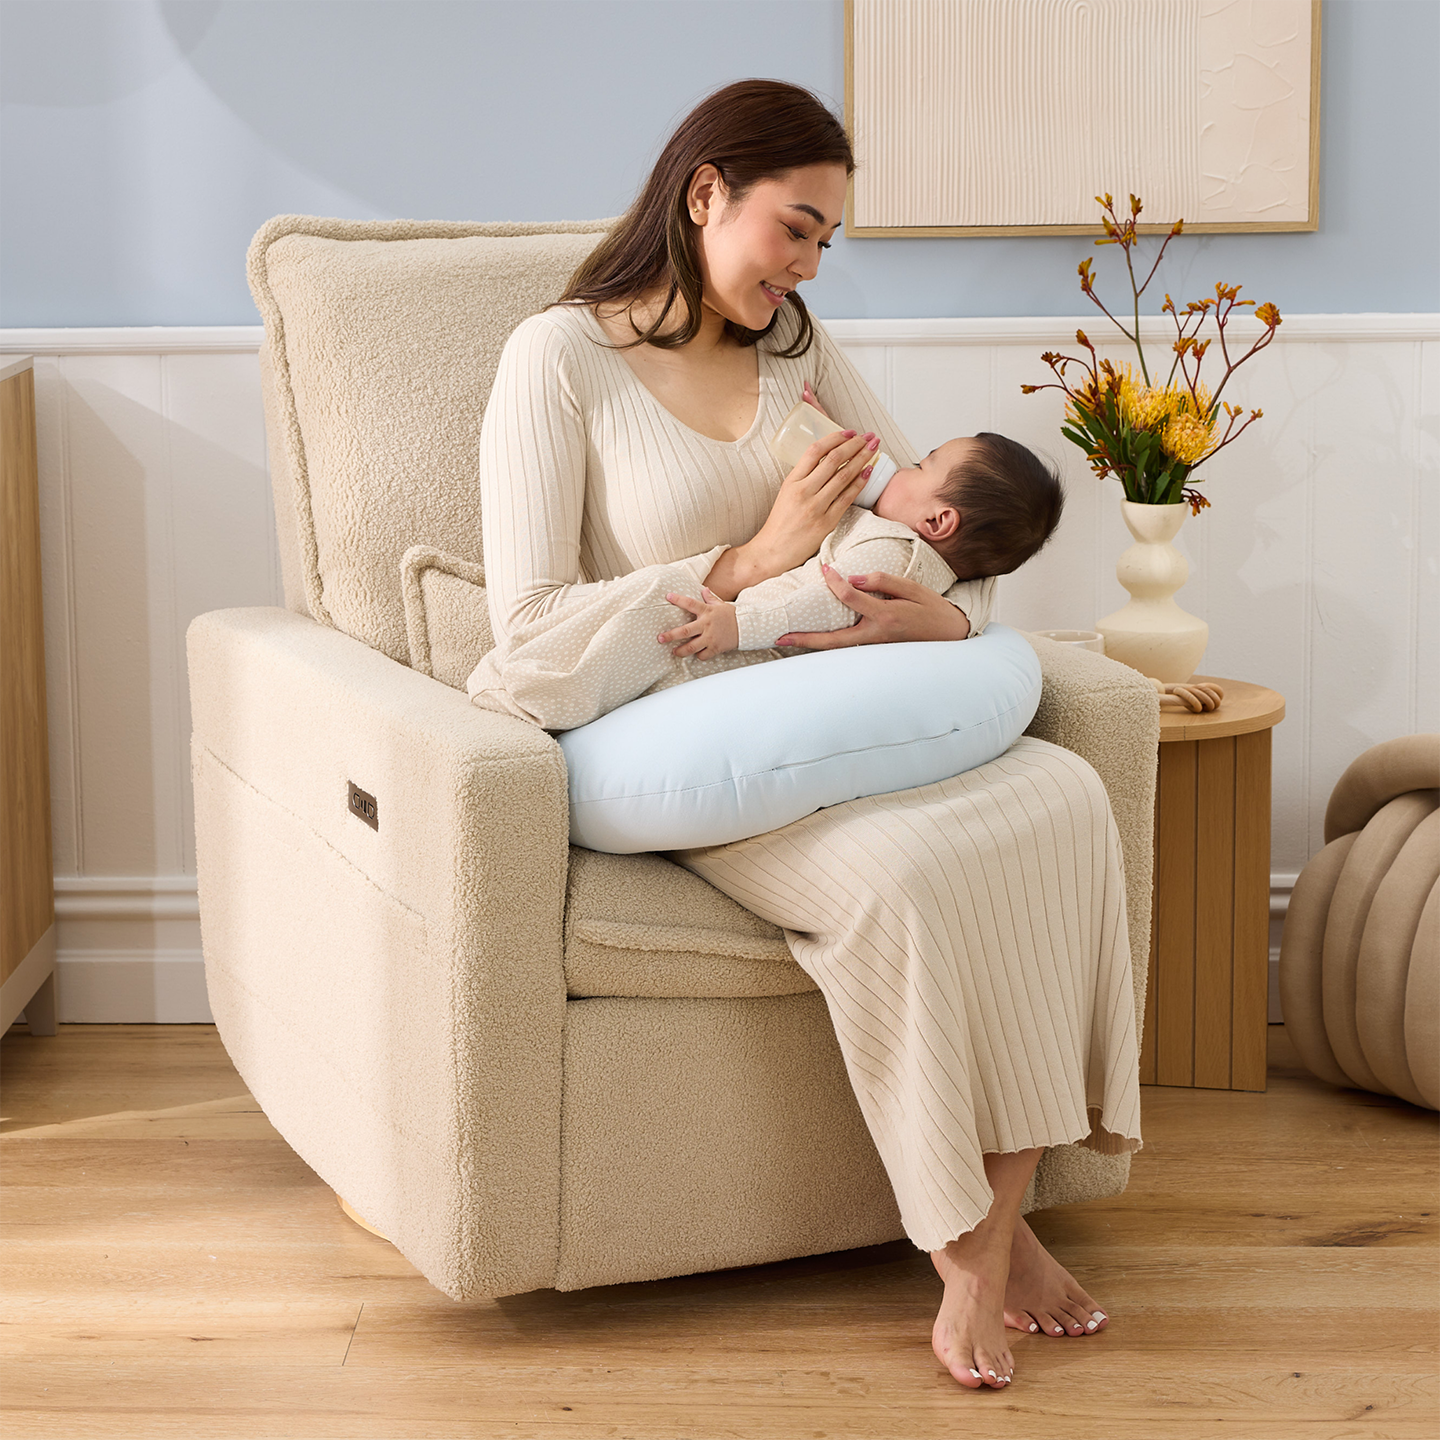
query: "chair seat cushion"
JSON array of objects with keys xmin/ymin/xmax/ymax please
[
  {"xmin": 564, "ymin": 849, "xmax": 815, "ymax": 999},
  {"xmin": 560, "ymin": 625, "xmax": 1044, "ymax": 853}
]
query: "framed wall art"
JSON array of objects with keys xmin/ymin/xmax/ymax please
[{"xmin": 846, "ymin": 0, "xmax": 1322, "ymax": 236}]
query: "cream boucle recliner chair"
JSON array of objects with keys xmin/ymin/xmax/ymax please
[{"xmin": 186, "ymin": 216, "xmax": 1159, "ymax": 1301}]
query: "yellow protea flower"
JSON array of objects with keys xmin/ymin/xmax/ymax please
[
  {"xmin": 1162, "ymin": 407, "xmax": 1218, "ymax": 465},
  {"xmin": 1116, "ymin": 365, "xmax": 1180, "ymax": 430}
]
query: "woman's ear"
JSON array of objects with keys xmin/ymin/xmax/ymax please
[{"xmin": 687, "ymin": 163, "xmax": 725, "ymax": 226}]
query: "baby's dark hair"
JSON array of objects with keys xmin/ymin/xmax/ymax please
[{"xmin": 931, "ymin": 433, "xmax": 1064, "ymax": 579}]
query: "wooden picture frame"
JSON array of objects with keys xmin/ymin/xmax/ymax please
[{"xmin": 840, "ymin": 0, "xmax": 1324, "ymax": 236}]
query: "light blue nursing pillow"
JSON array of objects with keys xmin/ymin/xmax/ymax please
[{"xmin": 559, "ymin": 623, "xmax": 1043, "ymax": 853}]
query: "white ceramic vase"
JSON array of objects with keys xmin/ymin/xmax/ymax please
[{"xmin": 1095, "ymin": 500, "xmax": 1208, "ymax": 683}]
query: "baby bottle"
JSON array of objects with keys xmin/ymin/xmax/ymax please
[{"xmin": 768, "ymin": 399, "xmax": 897, "ymax": 509}]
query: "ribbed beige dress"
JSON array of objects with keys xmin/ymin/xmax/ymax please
[{"xmin": 481, "ymin": 303, "xmax": 1142, "ymax": 1252}]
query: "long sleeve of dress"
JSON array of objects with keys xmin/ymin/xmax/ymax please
[
  {"xmin": 480, "ymin": 314, "xmax": 728, "ymax": 644},
  {"xmin": 733, "ymin": 514, "xmax": 955, "ymax": 650},
  {"xmin": 467, "ymin": 560, "xmax": 760, "ymax": 730}
]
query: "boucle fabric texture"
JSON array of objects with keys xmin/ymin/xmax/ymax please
[
  {"xmin": 557, "ymin": 992, "xmax": 902, "ymax": 1289},
  {"xmin": 401, "ymin": 545, "xmax": 493, "ymax": 689},
  {"xmin": 189, "ymin": 605, "xmax": 1153, "ymax": 1295},
  {"xmin": 468, "ymin": 507, "xmax": 960, "ymax": 729},
  {"xmin": 480, "ymin": 298, "xmax": 1145, "ymax": 1252},
  {"xmin": 564, "ymin": 848, "xmax": 813, "ymax": 999},
  {"xmin": 247, "ymin": 215, "xmax": 612, "ymax": 659},
  {"xmin": 203, "ymin": 217, "xmax": 1158, "ymax": 1298},
  {"xmin": 188, "ymin": 606, "xmax": 572, "ymax": 1300}
]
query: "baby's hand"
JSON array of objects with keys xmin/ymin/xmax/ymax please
[
  {"xmin": 659, "ymin": 587, "xmax": 739, "ymax": 660},
  {"xmin": 801, "ymin": 381, "xmax": 832, "ymax": 420}
]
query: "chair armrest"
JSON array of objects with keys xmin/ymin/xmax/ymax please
[
  {"xmin": 186, "ymin": 606, "xmax": 569, "ymax": 1299},
  {"xmin": 1024, "ymin": 635, "xmax": 1159, "ymax": 1032}
]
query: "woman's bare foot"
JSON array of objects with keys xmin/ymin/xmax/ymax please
[
  {"xmin": 928, "ymin": 1148, "xmax": 1042, "ymax": 1389},
  {"xmin": 1002, "ymin": 1216, "xmax": 1108, "ymax": 1338},
  {"xmin": 930, "ymin": 1226, "xmax": 1014, "ymax": 1388}
]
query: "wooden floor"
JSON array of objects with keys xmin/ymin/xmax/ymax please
[{"xmin": 1, "ymin": 1025, "xmax": 1435, "ymax": 1440}]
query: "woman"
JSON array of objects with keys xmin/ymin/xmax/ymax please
[{"xmin": 480, "ymin": 79, "xmax": 1140, "ymax": 1390}]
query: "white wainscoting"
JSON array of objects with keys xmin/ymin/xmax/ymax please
[{"xmin": 3, "ymin": 316, "xmax": 1435, "ymax": 1023}]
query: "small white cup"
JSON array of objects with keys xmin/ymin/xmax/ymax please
[{"xmin": 1034, "ymin": 629, "xmax": 1105, "ymax": 654}]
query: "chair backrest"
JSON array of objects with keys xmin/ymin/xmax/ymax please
[{"xmin": 248, "ymin": 215, "xmax": 611, "ymax": 662}]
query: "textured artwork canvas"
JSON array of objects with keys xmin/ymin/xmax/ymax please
[{"xmin": 848, "ymin": 0, "xmax": 1320, "ymax": 234}]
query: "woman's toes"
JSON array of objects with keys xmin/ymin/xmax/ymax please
[
  {"xmin": 1033, "ymin": 1309, "xmax": 1066, "ymax": 1337},
  {"xmin": 975, "ymin": 1351, "xmax": 1011, "ymax": 1387}
]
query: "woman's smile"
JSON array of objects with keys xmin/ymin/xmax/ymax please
[{"xmin": 761, "ymin": 280, "xmax": 790, "ymax": 306}]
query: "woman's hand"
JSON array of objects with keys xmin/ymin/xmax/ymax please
[
  {"xmin": 705, "ymin": 425, "xmax": 880, "ymax": 599},
  {"xmin": 776, "ymin": 565, "xmax": 972, "ymax": 648}
]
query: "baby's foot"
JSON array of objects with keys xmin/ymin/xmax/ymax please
[
  {"xmin": 1002, "ymin": 1216, "xmax": 1107, "ymax": 1337},
  {"xmin": 931, "ymin": 1233, "xmax": 1015, "ymax": 1389}
]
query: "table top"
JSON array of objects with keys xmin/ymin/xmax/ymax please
[{"xmin": 1158, "ymin": 676, "xmax": 1286, "ymax": 742}]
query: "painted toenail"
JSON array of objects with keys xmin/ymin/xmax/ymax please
[
  {"xmin": 970, "ymin": 1369, "xmax": 981, "ymax": 1378},
  {"xmin": 1093, "ymin": 1311, "xmax": 1106, "ymax": 1320},
  {"xmin": 1029, "ymin": 1323, "xmax": 1038, "ymax": 1332},
  {"xmin": 1087, "ymin": 1320, "xmax": 1097, "ymax": 1330},
  {"xmin": 988, "ymin": 1369, "xmax": 997, "ymax": 1378},
  {"xmin": 1053, "ymin": 1327, "xmax": 1063, "ymax": 1334}
]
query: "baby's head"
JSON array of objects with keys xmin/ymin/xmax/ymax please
[{"xmin": 874, "ymin": 433, "xmax": 1064, "ymax": 580}]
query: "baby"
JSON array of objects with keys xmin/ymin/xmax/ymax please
[{"xmin": 468, "ymin": 431, "xmax": 1063, "ymax": 732}]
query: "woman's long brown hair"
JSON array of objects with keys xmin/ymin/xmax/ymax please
[{"xmin": 559, "ymin": 79, "xmax": 853, "ymax": 358}]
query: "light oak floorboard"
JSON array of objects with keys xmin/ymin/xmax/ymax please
[{"xmin": 1, "ymin": 1023, "xmax": 1436, "ymax": 1439}]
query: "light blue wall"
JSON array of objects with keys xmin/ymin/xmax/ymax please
[{"xmin": 2, "ymin": 0, "xmax": 1435, "ymax": 326}]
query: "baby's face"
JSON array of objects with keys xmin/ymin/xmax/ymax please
[{"xmin": 874, "ymin": 437, "xmax": 975, "ymax": 532}]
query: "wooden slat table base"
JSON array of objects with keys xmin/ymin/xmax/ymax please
[{"xmin": 1139, "ymin": 678, "xmax": 1281, "ymax": 1093}]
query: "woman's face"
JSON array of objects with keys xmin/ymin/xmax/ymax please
[{"xmin": 689, "ymin": 162, "xmax": 848, "ymax": 331}]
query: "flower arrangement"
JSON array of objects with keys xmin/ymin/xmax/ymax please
[{"xmin": 1023, "ymin": 194, "xmax": 1282, "ymax": 513}]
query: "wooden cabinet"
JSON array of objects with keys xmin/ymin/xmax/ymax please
[
  {"xmin": 1139, "ymin": 677, "xmax": 1285, "ymax": 1092},
  {"xmin": 2, "ymin": 356, "xmax": 56, "ymax": 1036}
]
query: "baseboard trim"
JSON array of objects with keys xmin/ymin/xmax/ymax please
[
  {"xmin": 49, "ymin": 877, "xmax": 209, "ymax": 1022},
  {"xmin": 56, "ymin": 953, "xmax": 211, "ymax": 1024}
]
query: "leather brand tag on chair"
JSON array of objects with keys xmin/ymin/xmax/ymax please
[{"xmin": 348, "ymin": 781, "xmax": 379, "ymax": 831}]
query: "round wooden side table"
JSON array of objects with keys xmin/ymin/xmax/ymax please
[{"xmin": 1140, "ymin": 677, "xmax": 1286, "ymax": 1093}]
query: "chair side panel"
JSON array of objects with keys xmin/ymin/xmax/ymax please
[
  {"xmin": 556, "ymin": 993, "xmax": 904, "ymax": 1290},
  {"xmin": 188, "ymin": 606, "xmax": 570, "ymax": 1298}
]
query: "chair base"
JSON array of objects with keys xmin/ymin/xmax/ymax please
[{"xmin": 336, "ymin": 1192, "xmax": 391, "ymax": 1241}]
